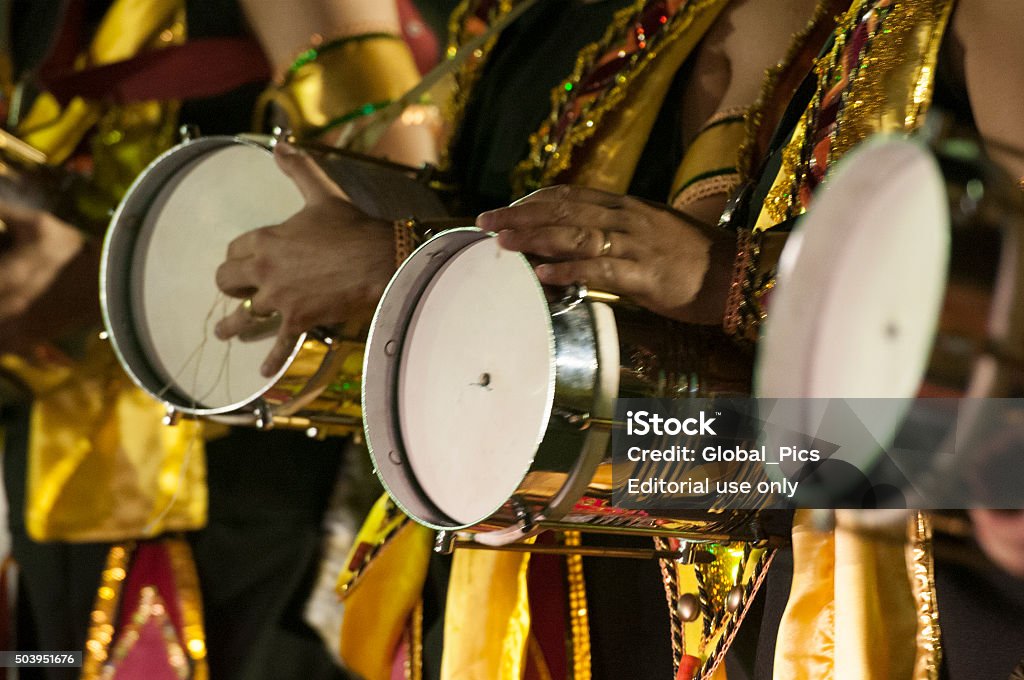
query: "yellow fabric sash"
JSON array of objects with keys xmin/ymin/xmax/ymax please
[
  {"xmin": 774, "ymin": 511, "xmax": 921, "ymax": 680},
  {"xmin": 2, "ymin": 341, "xmax": 206, "ymax": 542},
  {"xmin": 442, "ymin": 549, "xmax": 532, "ymax": 680},
  {"xmin": 337, "ymin": 495, "xmax": 434, "ymax": 680}
]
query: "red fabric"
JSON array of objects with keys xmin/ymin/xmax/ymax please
[
  {"xmin": 398, "ymin": 0, "xmax": 439, "ymax": 75},
  {"xmin": 110, "ymin": 616, "xmax": 183, "ymax": 680},
  {"xmin": 524, "ymin": 535, "xmax": 568, "ymax": 680},
  {"xmin": 41, "ymin": 37, "xmax": 270, "ymax": 106},
  {"xmin": 675, "ymin": 654, "xmax": 701, "ymax": 680},
  {"xmin": 38, "ymin": 0, "xmax": 87, "ymax": 81},
  {"xmin": 117, "ymin": 541, "xmax": 186, "ymax": 634},
  {"xmin": 98, "ymin": 541, "xmax": 197, "ymax": 679}
]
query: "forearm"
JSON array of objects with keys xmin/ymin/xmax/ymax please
[
  {"xmin": 239, "ymin": 0, "xmax": 401, "ymax": 76},
  {"xmin": 242, "ymin": 0, "xmax": 435, "ymax": 166},
  {"xmin": 954, "ymin": 0, "xmax": 1024, "ymax": 182}
]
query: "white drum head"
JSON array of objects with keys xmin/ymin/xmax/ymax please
[
  {"xmin": 757, "ymin": 137, "xmax": 950, "ymax": 401},
  {"xmin": 130, "ymin": 144, "xmax": 304, "ymax": 409},
  {"xmin": 397, "ymin": 236, "xmax": 555, "ymax": 525}
]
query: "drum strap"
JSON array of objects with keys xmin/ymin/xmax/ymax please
[{"xmin": 39, "ymin": 37, "xmax": 271, "ymax": 107}]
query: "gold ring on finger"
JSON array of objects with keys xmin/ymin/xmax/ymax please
[
  {"xmin": 242, "ymin": 297, "xmax": 277, "ymax": 323},
  {"xmin": 599, "ymin": 229, "xmax": 613, "ymax": 257}
]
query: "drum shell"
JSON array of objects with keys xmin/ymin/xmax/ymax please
[{"xmin": 924, "ymin": 142, "xmax": 1024, "ymax": 397}]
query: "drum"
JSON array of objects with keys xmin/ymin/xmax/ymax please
[
  {"xmin": 101, "ymin": 134, "xmax": 446, "ymax": 434},
  {"xmin": 756, "ymin": 135, "xmax": 1024, "ymax": 508},
  {"xmin": 362, "ymin": 228, "xmax": 763, "ymax": 546},
  {"xmin": 759, "ymin": 135, "xmax": 1024, "ymax": 400}
]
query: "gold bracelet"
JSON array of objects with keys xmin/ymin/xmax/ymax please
[
  {"xmin": 671, "ymin": 171, "xmax": 741, "ymax": 210},
  {"xmin": 723, "ymin": 229, "xmax": 759, "ymax": 342},
  {"xmin": 274, "ymin": 26, "xmax": 402, "ymax": 84},
  {"xmin": 393, "ymin": 217, "xmax": 422, "ymax": 268},
  {"xmin": 255, "ymin": 34, "xmax": 420, "ymax": 140}
]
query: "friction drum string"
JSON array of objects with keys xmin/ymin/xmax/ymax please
[{"xmin": 144, "ymin": 291, "xmax": 238, "ymax": 536}]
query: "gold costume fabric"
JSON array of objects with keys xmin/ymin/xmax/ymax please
[{"xmin": 732, "ymin": 0, "xmax": 956, "ymax": 346}]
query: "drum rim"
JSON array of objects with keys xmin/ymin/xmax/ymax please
[
  {"xmin": 755, "ymin": 134, "xmax": 950, "ymax": 400},
  {"xmin": 363, "ymin": 227, "xmax": 559, "ymax": 530},
  {"xmin": 100, "ymin": 135, "xmax": 306, "ymax": 417}
]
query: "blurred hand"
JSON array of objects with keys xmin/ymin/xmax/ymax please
[
  {"xmin": 971, "ymin": 509, "xmax": 1024, "ymax": 579},
  {"xmin": 0, "ymin": 202, "xmax": 85, "ymax": 322},
  {"xmin": 477, "ymin": 185, "xmax": 735, "ymax": 324},
  {"xmin": 214, "ymin": 141, "xmax": 393, "ymax": 377}
]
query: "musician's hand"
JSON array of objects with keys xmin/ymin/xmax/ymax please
[
  {"xmin": 214, "ymin": 141, "xmax": 393, "ymax": 377},
  {"xmin": 477, "ymin": 185, "xmax": 735, "ymax": 324},
  {"xmin": 970, "ymin": 509, "xmax": 1024, "ymax": 579},
  {"xmin": 0, "ymin": 201, "xmax": 85, "ymax": 321}
]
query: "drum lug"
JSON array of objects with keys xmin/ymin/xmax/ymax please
[
  {"xmin": 253, "ymin": 400, "xmax": 274, "ymax": 430},
  {"xmin": 434, "ymin": 530, "xmax": 456, "ymax": 555},
  {"xmin": 178, "ymin": 124, "xmax": 200, "ymax": 143},
  {"xmin": 308, "ymin": 326, "xmax": 337, "ymax": 347},
  {"xmin": 510, "ymin": 495, "xmax": 536, "ymax": 534},
  {"xmin": 555, "ymin": 283, "xmax": 589, "ymax": 313},
  {"xmin": 554, "ymin": 407, "xmax": 591, "ymax": 429},
  {"xmin": 271, "ymin": 126, "xmax": 295, "ymax": 147},
  {"xmin": 162, "ymin": 406, "xmax": 181, "ymax": 426}
]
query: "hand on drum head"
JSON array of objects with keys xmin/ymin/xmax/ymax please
[
  {"xmin": 214, "ymin": 141, "xmax": 393, "ymax": 377},
  {"xmin": 477, "ymin": 185, "xmax": 736, "ymax": 324}
]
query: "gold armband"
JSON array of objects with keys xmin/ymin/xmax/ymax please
[
  {"xmin": 670, "ymin": 107, "xmax": 748, "ymax": 210},
  {"xmin": 393, "ymin": 217, "xmax": 422, "ymax": 268},
  {"xmin": 256, "ymin": 33, "xmax": 421, "ymax": 140},
  {"xmin": 393, "ymin": 217, "xmax": 468, "ymax": 268}
]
